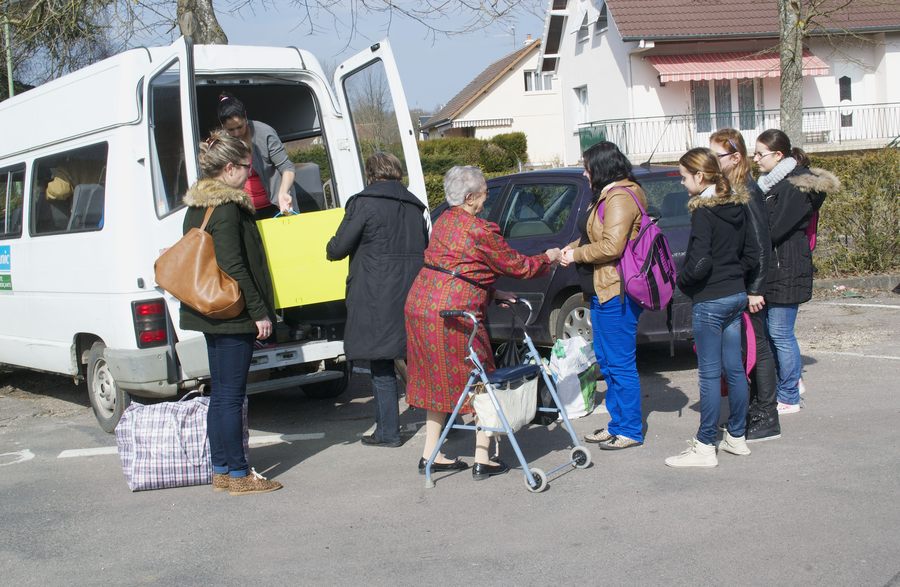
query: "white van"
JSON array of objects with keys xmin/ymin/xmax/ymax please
[{"xmin": 0, "ymin": 37, "xmax": 426, "ymax": 431}]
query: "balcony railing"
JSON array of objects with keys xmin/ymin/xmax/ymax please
[{"xmin": 578, "ymin": 102, "xmax": 900, "ymax": 162}]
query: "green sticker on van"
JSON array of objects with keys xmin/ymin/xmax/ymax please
[{"xmin": 0, "ymin": 274, "xmax": 11, "ymax": 291}]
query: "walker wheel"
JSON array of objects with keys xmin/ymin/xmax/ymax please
[
  {"xmin": 571, "ymin": 446, "xmax": 592, "ymax": 469},
  {"xmin": 525, "ymin": 468, "xmax": 548, "ymax": 493}
]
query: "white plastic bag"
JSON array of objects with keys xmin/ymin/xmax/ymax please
[
  {"xmin": 549, "ymin": 336, "xmax": 597, "ymax": 419},
  {"xmin": 472, "ymin": 378, "xmax": 538, "ymax": 437}
]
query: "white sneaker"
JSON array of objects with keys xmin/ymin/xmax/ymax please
[
  {"xmin": 665, "ymin": 438, "xmax": 718, "ymax": 468},
  {"xmin": 798, "ymin": 378, "xmax": 806, "ymax": 395},
  {"xmin": 777, "ymin": 402, "xmax": 800, "ymax": 415},
  {"xmin": 719, "ymin": 430, "xmax": 751, "ymax": 456}
]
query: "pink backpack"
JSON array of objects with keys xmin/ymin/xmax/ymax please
[{"xmin": 599, "ymin": 187, "xmax": 677, "ymax": 312}]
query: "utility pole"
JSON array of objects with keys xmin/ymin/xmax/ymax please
[{"xmin": 3, "ymin": 12, "xmax": 12, "ymax": 98}]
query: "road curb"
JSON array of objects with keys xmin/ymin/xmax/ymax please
[{"xmin": 813, "ymin": 273, "xmax": 900, "ymax": 292}]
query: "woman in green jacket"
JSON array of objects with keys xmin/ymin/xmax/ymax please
[{"xmin": 180, "ymin": 130, "xmax": 281, "ymax": 496}]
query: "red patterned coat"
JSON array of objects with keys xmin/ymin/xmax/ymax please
[{"xmin": 404, "ymin": 207, "xmax": 550, "ymax": 413}]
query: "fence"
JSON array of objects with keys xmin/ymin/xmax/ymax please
[{"xmin": 578, "ymin": 102, "xmax": 900, "ymax": 161}]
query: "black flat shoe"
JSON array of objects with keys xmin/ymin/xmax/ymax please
[
  {"xmin": 361, "ymin": 434, "xmax": 402, "ymax": 448},
  {"xmin": 472, "ymin": 459, "xmax": 509, "ymax": 481},
  {"xmin": 418, "ymin": 457, "xmax": 469, "ymax": 474}
]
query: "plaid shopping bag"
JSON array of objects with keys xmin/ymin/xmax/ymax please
[{"xmin": 115, "ymin": 392, "xmax": 250, "ymax": 491}]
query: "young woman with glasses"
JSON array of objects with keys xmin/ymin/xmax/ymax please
[
  {"xmin": 709, "ymin": 129, "xmax": 780, "ymax": 442},
  {"xmin": 752, "ymin": 129, "xmax": 839, "ymax": 415}
]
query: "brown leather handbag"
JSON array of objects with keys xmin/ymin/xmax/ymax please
[{"xmin": 154, "ymin": 207, "xmax": 245, "ymax": 319}]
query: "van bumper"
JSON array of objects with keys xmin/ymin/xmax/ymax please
[{"xmin": 105, "ymin": 347, "xmax": 178, "ymax": 398}]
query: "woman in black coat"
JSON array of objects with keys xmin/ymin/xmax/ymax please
[
  {"xmin": 754, "ymin": 129, "xmax": 839, "ymax": 414},
  {"xmin": 326, "ymin": 152, "xmax": 428, "ymax": 447}
]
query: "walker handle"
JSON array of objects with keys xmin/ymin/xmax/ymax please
[
  {"xmin": 439, "ymin": 310, "xmax": 465, "ymax": 318},
  {"xmin": 439, "ymin": 310, "xmax": 479, "ymax": 351}
]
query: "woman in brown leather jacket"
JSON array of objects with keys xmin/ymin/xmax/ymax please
[{"xmin": 561, "ymin": 142, "xmax": 647, "ymax": 450}]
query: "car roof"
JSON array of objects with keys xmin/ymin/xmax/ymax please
[{"xmin": 487, "ymin": 164, "xmax": 680, "ymax": 183}]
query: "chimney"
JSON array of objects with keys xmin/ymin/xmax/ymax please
[{"xmin": 524, "ymin": 34, "xmax": 534, "ymax": 45}]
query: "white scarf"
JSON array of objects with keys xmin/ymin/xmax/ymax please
[
  {"xmin": 757, "ymin": 157, "xmax": 797, "ymax": 194},
  {"xmin": 698, "ymin": 184, "xmax": 716, "ymax": 199}
]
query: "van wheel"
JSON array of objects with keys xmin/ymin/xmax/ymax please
[
  {"xmin": 554, "ymin": 293, "xmax": 593, "ymax": 342},
  {"xmin": 87, "ymin": 342, "xmax": 130, "ymax": 433},
  {"xmin": 302, "ymin": 360, "xmax": 349, "ymax": 400}
]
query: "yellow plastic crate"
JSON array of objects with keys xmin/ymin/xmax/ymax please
[{"xmin": 256, "ymin": 208, "xmax": 348, "ymax": 309}]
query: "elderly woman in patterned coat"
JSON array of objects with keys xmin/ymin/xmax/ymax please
[{"xmin": 404, "ymin": 166, "xmax": 561, "ymax": 481}]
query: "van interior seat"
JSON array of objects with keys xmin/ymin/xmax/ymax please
[
  {"xmin": 67, "ymin": 183, "xmax": 105, "ymax": 230},
  {"xmin": 293, "ymin": 162, "xmax": 325, "ymax": 212}
]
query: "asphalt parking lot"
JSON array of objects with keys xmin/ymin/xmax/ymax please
[{"xmin": 2, "ymin": 292, "xmax": 899, "ymax": 586}]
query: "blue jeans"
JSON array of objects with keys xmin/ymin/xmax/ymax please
[
  {"xmin": 591, "ymin": 295, "xmax": 643, "ymax": 443},
  {"xmin": 767, "ymin": 303, "xmax": 801, "ymax": 405},
  {"xmin": 370, "ymin": 359, "xmax": 400, "ymax": 443},
  {"xmin": 205, "ymin": 333, "xmax": 254, "ymax": 477},
  {"xmin": 692, "ymin": 292, "xmax": 748, "ymax": 445}
]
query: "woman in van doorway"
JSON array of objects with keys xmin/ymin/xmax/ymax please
[
  {"xmin": 753, "ymin": 129, "xmax": 838, "ymax": 414},
  {"xmin": 665, "ymin": 148, "xmax": 758, "ymax": 468},
  {"xmin": 559, "ymin": 141, "xmax": 647, "ymax": 451},
  {"xmin": 709, "ymin": 128, "xmax": 780, "ymax": 443},
  {"xmin": 218, "ymin": 92, "xmax": 296, "ymax": 220},
  {"xmin": 181, "ymin": 130, "xmax": 282, "ymax": 495}
]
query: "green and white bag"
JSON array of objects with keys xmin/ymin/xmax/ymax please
[{"xmin": 549, "ymin": 336, "xmax": 597, "ymax": 418}]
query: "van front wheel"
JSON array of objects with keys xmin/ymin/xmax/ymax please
[{"xmin": 87, "ymin": 342, "xmax": 130, "ymax": 433}]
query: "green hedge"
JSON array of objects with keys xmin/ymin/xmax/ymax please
[
  {"xmin": 418, "ymin": 132, "xmax": 527, "ymax": 174},
  {"xmin": 811, "ymin": 148, "xmax": 900, "ymax": 277}
]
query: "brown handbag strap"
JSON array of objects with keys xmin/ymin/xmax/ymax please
[{"xmin": 199, "ymin": 207, "xmax": 215, "ymax": 231}]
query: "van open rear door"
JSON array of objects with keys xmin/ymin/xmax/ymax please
[
  {"xmin": 333, "ymin": 40, "xmax": 427, "ymax": 209},
  {"xmin": 144, "ymin": 36, "xmax": 200, "ymax": 217}
]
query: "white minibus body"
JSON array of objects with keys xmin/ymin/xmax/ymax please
[{"xmin": 0, "ymin": 38, "xmax": 426, "ymax": 431}]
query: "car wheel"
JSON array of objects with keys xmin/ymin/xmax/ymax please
[
  {"xmin": 87, "ymin": 341, "xmax": 130, "ymax": 433},
  {"xmin": 554, "ymin": 293, "xmax": 593, "ymax": 342}
]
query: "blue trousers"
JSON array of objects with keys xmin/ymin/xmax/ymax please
[
  {"xmin": 591, "ymin": 295, "xmax": 644, "ymax": 443},
  {"xmin": 692, "ymin": 292, "xmax": 748, "ymax": 445},
  {"xmin": 205, "ymin": 332, "xmax": 254, "ymax": 477},
  {"xmin": 767, "ymin": 303, "xmax": 802, "ymax": 405},
  {"xmin": 370, "ymin": 359, "xmax": 401, "ymax": 443}
]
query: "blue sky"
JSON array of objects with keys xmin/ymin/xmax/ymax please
[{"xmin": 214, "ymin": 3, "xmax": 545, "ymax": 112}]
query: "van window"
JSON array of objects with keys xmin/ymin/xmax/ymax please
[
  {"xmin": 501, "ymin": 182, "xmax": 578, "ymax": 239},
  {"xmin": 149, "ymin": 60, "xmax": 189, "ymax": 217},
  {"xmin": 0, "ymin": 166, "xmax": 25, "ymax": 239},
  {"xmin": 30, "ymin": 143, "xmax": 108, "ymax": 235}
]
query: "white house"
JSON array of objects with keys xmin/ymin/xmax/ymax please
[
  {"xmin": 420, "ymin": 38, "xmax": 566, "ymax": 166},
  {"xmin": 539, "ymin": 0, "xmax": 900, "ymax": 164}
]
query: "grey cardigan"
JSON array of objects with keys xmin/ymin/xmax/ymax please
[{"xmin": 249, "ymin": 120, "xmax": 296, "ymax": 209}]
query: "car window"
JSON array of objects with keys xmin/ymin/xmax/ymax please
[
  {"xmin": 640, "ymin": 173, "xmax": 690, "ymax": 229},
  {"xmin": 500, "ymin": 182, "xmax": 578, "ymax": 239},
  {"xmin": 0, "ymin": 166, "xmax": 25, "ymax": 239},
  {"xmin": 481, "ymin": 184, "xmax": 503, "ymax": 220},
  {"xmin": 30, "ymin": 143, "xmax": 108, "ymax": 236}
]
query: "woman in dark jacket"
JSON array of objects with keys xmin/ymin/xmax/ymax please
[
  {"xmin": 180, "ymin": 130, "xmax": 281, "ymax": 495},
  {"xmin": 754, "ymin": 129, "xmax": 839, "ymax": 414},
  {"xmin": 666, "ymin": 148, "xmax": 759, "ymax": 468},
  {"xmin": 710, "ymin": 128, "xmax": 780, "ymax": 443},
  {"xmin": 326, "ymin": 152, "xmax": 428, "ymax": 447}
]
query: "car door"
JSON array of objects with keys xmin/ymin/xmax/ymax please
[{"xmin": 487, "ymin": 176, "xmax": 583, "ymax": 340}]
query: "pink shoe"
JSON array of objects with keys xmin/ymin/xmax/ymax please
[{"xmin": 777, "ymin": 402, "xmax": 800, "ymax": 415}]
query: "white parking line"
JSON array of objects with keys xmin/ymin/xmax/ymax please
[
  {"xmin": 56, "ymin": 432, "xmax": 326, "ymax": 459},
  {"xmin": 0, "ymin": 449, "xmax": 36, "ymax": 466},
  {"xmin": 811, "ymin": 350, "xmax": 900, "ymax": 361},
  {"xmin": 824, "ymin": 302, "xmax": 900, "ymax": 310}
]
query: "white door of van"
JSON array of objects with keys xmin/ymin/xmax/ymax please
[{"xmin": 333, "ymin": 40, "xmax": 427, "ymax": 209}]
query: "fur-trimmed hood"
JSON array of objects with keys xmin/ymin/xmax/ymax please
[
  {"xmin": 687, "ymin": 186, "xmax": 750, "ymax": 212},
  {"xmin": 787, "ymin": 167, "xmax": 841, "ymax": 195},
  {"xmin": 183, "ymin": 178, "xmax": 255, "ymax": 214}
]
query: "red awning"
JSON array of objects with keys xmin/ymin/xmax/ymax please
[{"xmin": 646, "ymin": 51, "xmax": 829, "ymax": 83}]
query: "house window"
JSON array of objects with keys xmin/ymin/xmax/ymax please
[
  {"xmin": 737, "ymin": 79, "xmax": 757, "ymax": 130},
  {"xmin": 714, "ymin": 80, "xmax": 732, "ymax": 130},
  {"xmin": 575, "ymin": 86, "xmax": 589, "ymax": 124},
  {"xmin": 839, "ymin": 76, "xmax": 853, "ymax": 127},
  {"xmin": 524, "ymin": 70, "xmax": 553, "ymax": 92},
  {"xmin": 596, "ymin": 3, "xmax": 608, "ymax": 33},
  {"xmin": 576, "ymin": 13, "xmax": 590, "ymax": 44},
  {"xmin": 691, "ymin": 81, "xmax": 711, "ymax": 133}
]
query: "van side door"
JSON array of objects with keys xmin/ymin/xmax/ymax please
[{"xmin": 333, "ymin": 40, "xmax": 426, "ymax": 210}]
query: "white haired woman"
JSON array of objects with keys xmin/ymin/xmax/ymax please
[{"xmin": 404, "ymin": 165, "xmax": 561, "ymax": 480}]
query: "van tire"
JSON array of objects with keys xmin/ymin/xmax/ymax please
[
  {"xmin": 554, "ymin": 293, "xmax": 593, "ymax": 342},
  {"xmin": 302, "ymin": 360, "xmax": 349, "ymax": 400},
  {"xmin": 87, "ymin": 342, "xmax": 130, "ymax": 433}
]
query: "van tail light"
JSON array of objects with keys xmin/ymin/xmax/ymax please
[{"xmin": 132, "ymin": 299, "xmax": 168, "ymax": 348}]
